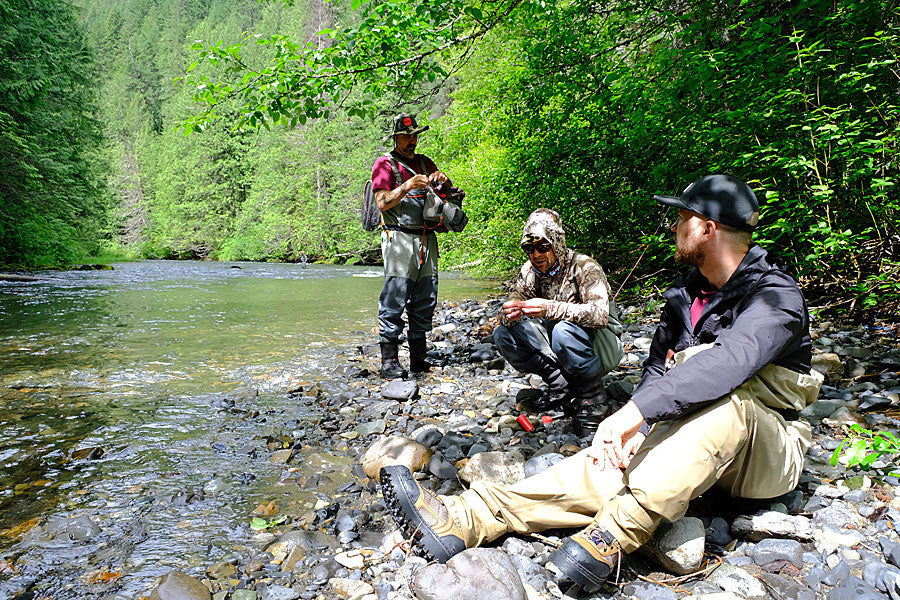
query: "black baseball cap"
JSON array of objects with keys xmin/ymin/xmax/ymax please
[{"xmin": 654, "ymin": 174, "xmax": 760, "ymax": 232}]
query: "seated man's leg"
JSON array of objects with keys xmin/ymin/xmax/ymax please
[
  {"xmin": 550, "ymin": 321, "xmax": 609, "ymax": 436},
  {"xmin": 493, "ymin": 319, "xmax": 570, "ymax": 410},
  {"xmin": 380, "ymin": 451, "xmax": 626, "ymax": 563},
  {"xmin": 551, "ymin": 392, "xmax": 805, "ymax": 591}
]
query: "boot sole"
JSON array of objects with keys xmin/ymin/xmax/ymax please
[
  {"xmin": 380, "ymin": 466, "xmax": 463, "ymax": 563},
  {"xmin": 550, "ymin": 540, "xmax": 610, "ymax": 593}
]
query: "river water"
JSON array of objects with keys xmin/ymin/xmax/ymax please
[{"xmin": 0, "ymin": 260, "xmax": 497, "ymax": 598}]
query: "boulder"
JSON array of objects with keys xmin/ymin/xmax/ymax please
[
  {"xmin": 411, "ymin": 548, "xmax": 526, "ymax": 600},
  {"xmin": 752, "ymin": 538, "xmax": 804, "ymax": 568},
  {"xmin": 149, "ymin": 571, "xmax": 211, "ymax": 600},
  {"xmin": 458, "ymin": 451, "xmax": 526, "ymax": 485},
  {"xmin": 731, "ymin": 510, "xmax": 813, "ymax": 541},
  {"xmin": 381, "ymin": 380, "xmax": 419, "ymax": 401},
  {"xmin": 812, "ymin": 353, "xmax": 844, "ymax": 381},
  {"xmin": 329, "ymin": 578, "xmax": 374, "ymax": 599},
  {"xmin": 362, "ymin": 436, "xmax": 433, "ymax": 481},
  {"xmin": 643, "ymin": 517, "xmax": 705, "ymax": 575}
]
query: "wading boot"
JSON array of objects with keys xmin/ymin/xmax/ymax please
[
  {"xmin": 550, "ymin": 524, "xmax": 622, "ymax": 593},
  {"xmin": 518, "ymin": 368, "xmax": 571, "ymax": 413},
  {"xmin": 409, "ymin": 336, "xmax": 439, "ymax": 373},
  {"xmin": 379, "ymin": 465, "xmax": 466, "ymax": 563},
  {"xmin": 572, "ymin": 377, "xmax": 609, "ymax": 438},
  {"xmin": 379, "ymin": 341, "xmax": 408, "ymax": 379}
]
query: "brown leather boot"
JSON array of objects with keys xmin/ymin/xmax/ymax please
[
  {"xmin": 550, "ymin": 524, "xmax": 622, "ymax": 592},
  {"xmin": 380, "ymin": 465, "xmax": 466, "ymax": 563}
]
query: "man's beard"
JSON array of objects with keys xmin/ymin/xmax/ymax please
[{"xmin": 674, "ymin": 241, "xmax": 704, "ymax": 267}]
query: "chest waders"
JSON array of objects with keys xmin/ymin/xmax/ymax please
[{"xmin": 378, "ymin": 154, "xmax": 440, "ymax": 378}]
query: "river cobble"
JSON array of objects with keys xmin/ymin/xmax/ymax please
[{"xmin": 146, "ymin": 298, "xmax": 900, "ymax": 599}]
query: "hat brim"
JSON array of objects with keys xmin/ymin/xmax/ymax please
[
  {"xmin": 383, "ymin": 125, "xmax": 430, "ymax": 143},
  {"xmin": 654, "ymin": 194, "xmax": 691, "ymax": 211}
]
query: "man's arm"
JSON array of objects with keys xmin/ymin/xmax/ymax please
[
  {"xmin": 631, "ymin": 272, "xmax": 807, "ymax": 424},
  {"xmin": 542, "ymin": 257, "xmax": 611, "ymax": 329},
  {"xmin": 498, "ymin": 262, "xmax": 534, "ymax": 326}
]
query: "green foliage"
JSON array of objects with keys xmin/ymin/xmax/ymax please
[
  {"xmin": 830, "ymin": 424, "xmax": 900, "ymax": 475},
  {"xmin": 249, "ymin": 515, "xmax": 286, "ymax": 530},
  {"xmin": 178, "ymin": 0, "xmax": 528, "ymax": 131},
  {"xmin": 0, "ymin": 0, "xmax": 108, "ymax": 267}
]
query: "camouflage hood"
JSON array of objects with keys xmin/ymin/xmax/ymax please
[{"xmin": 521, "ymin": 208, "xmax": 570, "ymax": 273}]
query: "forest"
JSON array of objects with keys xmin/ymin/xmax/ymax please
[{"xmin": 0, "ymin": 0, "xmax": 897, "ymax": 318}]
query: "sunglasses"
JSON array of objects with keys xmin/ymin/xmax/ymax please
[{"xmin": 522, "ymin": 240, "xmax": 553, "ymax": 255}]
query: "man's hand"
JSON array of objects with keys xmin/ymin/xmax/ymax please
[
  {"xmin": 521, "ymin": 298, "xmax": 550, "ymax": 318},
  {"xmin": 586, "ymin": 401, "xmax": 646, "ymax": 470},
  {"xmin": 501, "ymin": 299, "xmax": 524, "ymax": 321},
  {"xmin": 405, "ymin": 174, "xmax": 430, "ymax": 191},
  {"xmin": 429, "ymin": 171, "xmax": 449, "ymax": 184}
]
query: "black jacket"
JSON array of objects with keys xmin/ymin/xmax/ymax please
[{"xmin": 631, "ymin": 244, "xmax": 813, "ymax": 424}]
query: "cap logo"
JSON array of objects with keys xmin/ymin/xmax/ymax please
[
  {"xmin": 403, "ymin": 117, "xmax": 412, "ymax": 127},
  {"xmin": 746, "ymin": 212, "xmax": 760, "ymax": 227}
]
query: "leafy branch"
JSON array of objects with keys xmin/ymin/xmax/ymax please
[
  {"xmin": 830, "ymin": 424, "xmax": 900, "ymax": 475},
  {"xmin": 177, "ymin": 0, "xmax": 528, "ymax": 133}
]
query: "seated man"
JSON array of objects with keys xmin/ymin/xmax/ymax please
[
  {"xmin": 380, "ymin": 175, "xmax": 823, "ymax": 592},
  {"xmin": 494, "ymin": 208, "xmax": 623, "ymax": 436}
]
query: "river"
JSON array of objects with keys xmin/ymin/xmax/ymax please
[{"xmin": 0, "ymin": 260, "xmax": 498, "ymax": 598}]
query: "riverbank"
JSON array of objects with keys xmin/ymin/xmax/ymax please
[
  {"xmin": 3, "ymin": 294, "xmax": 899, "ymax": 600},
  {"xmin": 126, "ymin": 295, "xmax": 900, "ymax": 600}
]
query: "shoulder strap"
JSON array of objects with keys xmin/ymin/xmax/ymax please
[{"xmin": 385, "ymin": 153, "xmax": 404, "ymax": 188}]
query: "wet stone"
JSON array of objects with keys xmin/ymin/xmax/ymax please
[
  {"xmin": 149, "ymin": 571, "xmax": 211, "ymax": 600},
  {"xmin": 427, "ymin": 453, "xmax": 458, "ymax": 480},
  {"xmin": 620, "ymin": 580, "xmax": 678, "ymax": 600},
  {"xmin": 752, "ymin": 538, "xmax": 804, "ymax": 568}
]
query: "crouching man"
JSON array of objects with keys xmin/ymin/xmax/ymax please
[
  {"xmin": 494, "ymin": 208, "xmax": 623, "ymax": 436},
  {"xmin": 379, "ymin": 175, "xmax": 823, "ymax": 592}
]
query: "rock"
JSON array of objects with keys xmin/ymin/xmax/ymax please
[
  {"xmin": 265, "ymin": 530, "xmax": 337, "ymax": 559},
  {"xmin": 261, "ymin": 586, "xmax": 299, "ymax": 600},
  {"xmin": 752, "ymin": 538, "xmax": 804, "ymax": 568},
  {"xmin": 707, "ymin": 564, "xmax": 767, "ymax": 598},
  {"xmin": 381, "ymin": 380, "xmax": 419, "ymax": 401},
  {"xmin": 333, "ymin": 549, "xmax": 365, "ymax": 569},
  {"xmin": 523, "ymin": 453, "xmax": 564, "ymax": 478},
  {"xmin": 205, "ymin": 560, "xmax": 236, "ymax": 580},
  {"xmin": 271, "ymin": 449, "xmax": 293, "ymax": 464},
  {"xmin": 823, "ymin": 559, "xmax": 852, "ymax": 586},
  {"xmin": 812, "ymin": 353, "xmax": 844, "ymax": 380},
  {"xmin": 759, "ymin": 573, "xmax": 816, "ymax": 600},
  {"xmin": 328, "ymin": 578, "xmax": 374, "ymax": 599},
  {"xmin": 356, "ymin": 419, "xmax": 387, "ymax": 436},
  {"xmin": 457, "ymin": 451, "xmax": 526, "ymax": 485},
  {"xmin": 149, "ymin": 571, "xmax": 211, "ymax": 600},
  {"xmin": 802, "ymin": 399, "xmax": 845, "ymax": 419},
  {"xmin": 858, "ymin": 395, "xmax": 892, "ymax": 412},
  {"xmin": 436, "ymin": 431, "xmax": 475, "ymax": 453},
  {"xmin": 813, "ymin": 500, "xmax": 862, "ymax": 529},
  {"xmin": 644, "ymin": 517, "xmax": 705, "ymax": 575},
  {"xmin": 411, "ymin": 548, "xmax": 526, "ymax": 600},
  {"xmin": 413, "ymin": 427, "xmax": 444, "ymax": 447},
  {"xmin": 65, "ymin": 515, "xmax": 101, "ymax": 541},
  {"xmin": 231, "ymin": 591, "xmax": 258, "ymax": 600},
  {"xmin": 506, "ymin": 554, "xmax": 549, "ymax": 592},
  {"xmin": 827, "ymin": 575, "xmax": 882, "ymax": 600},
  {"xmin": 706, "ymin": 517, "xmax": 733, "ymax": 546},
  {"xmin": 427, "ymin": 454, "xmax": 458, "ymax": 480},
  {"xmin": 620, "ymin": 580, "xmax": 677, "ymax": 599},
  {"xmin": 362, "ymin": 436, "xmax": 433, "ymax": 481},
  {"xmin": 70, "ymin": 446, "xmax": 104, "ymax": 460},
  {"xmin": 730, "ymin": 510, "xmax": 813, "ymax": 541}
]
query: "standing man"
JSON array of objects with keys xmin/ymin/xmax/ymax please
[
  {"xmin": 379, "ymin": 175, "xmax": 823, "ymax": 593},
  {"xmin": 494, "ymin": 208, "xmax": 623, "ymax": 437},
  {"xmin": 371, "ymin": 113, "xmax": 449, "ymax": 379}
]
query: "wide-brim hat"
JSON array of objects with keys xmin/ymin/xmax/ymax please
[
  {"xmin": 383, "ymin": 113, "xmax": 429, "ymax": 142},
  {"xmin": 654, "ymin": 174, "xmax": 760, "ymax": 232}
]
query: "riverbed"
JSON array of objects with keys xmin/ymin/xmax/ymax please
[{"xmin": 0, "ymin": 260, "xmax": 498, "ymax": 598}]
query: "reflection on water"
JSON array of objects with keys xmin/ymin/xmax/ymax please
[{"xmin": 0, "ymin": 260, "xmax": 498, "ymax": 597}]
